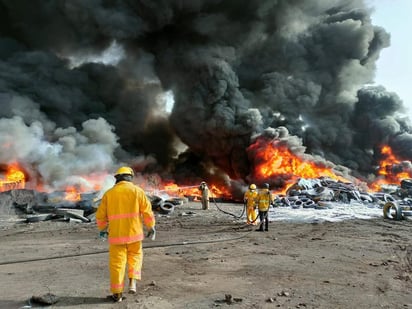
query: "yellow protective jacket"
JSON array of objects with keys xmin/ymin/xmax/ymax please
[
  {"xmin": 244, "ymin": 189, "xmax": 258, "ymax": 208},
  {"xmin": 96, "ymin": 181, "xmax": 155, "ymax": 245},
  {"xmin": 199, "ymin": 184, "xmax": 209, "ymax": 199},
  {"xmin": 257, "ymin": 188, "xmax": 273, "ymax": 211}
]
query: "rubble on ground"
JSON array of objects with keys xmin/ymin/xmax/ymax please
[{"xmin": 0, "ymin": 189, "xmax": 189, "ymax": 224}]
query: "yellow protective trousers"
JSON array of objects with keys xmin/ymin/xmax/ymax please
[
  {"xmin": 109, "ymin": 241, "xmax": 143, "ymax": 294},
  {"xmin": 246, "ymin": 206, "xmax": 257, "ymax": 224}
]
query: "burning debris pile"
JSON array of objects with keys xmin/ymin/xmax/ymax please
[
  {"xmin": 0, "ymin": 187, "xmax": 192, "ymax": 224},
  {"xmin": 0, "ymin": 189, "xmax": 99, "ymax": 224}
]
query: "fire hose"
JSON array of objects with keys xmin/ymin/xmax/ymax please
[
  {"xmin": 0, "ymin": 188, "xmax": 263, "ymax": 266},
  {"xmin": 211, "ymin": 194, "xmax": 271, "ymax": 228},
  {"xmin": 0, "ymin": 233, "xmax": 250, "ymax": 266},
  {"xmin": 210, "ymin": 196, "xmax": 246, "ymax": 219}
]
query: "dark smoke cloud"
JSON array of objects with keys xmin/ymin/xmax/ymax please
[{"xmin": 0, "ymin": 0, "xmax": 410, "ymax": 191}]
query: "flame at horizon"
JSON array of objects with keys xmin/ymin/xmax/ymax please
[{"xmin": 1, "ymin": 143, "xmax": 412, "ymax": 201}]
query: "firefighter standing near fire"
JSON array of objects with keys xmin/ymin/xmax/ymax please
[
  {"xmin": 198, "ymin": 181, "xmax": 210, "ymax": 210},
  {"xmin": 244, "ymin": 184, "xmax": 258, "ymax": 225},
  {"xmin": 256, "ymin": 183, "xmax": 273, "ymax": 232},
  {"xmin": 96, "ymin": 166, "xmax": 156, "ymax": 303}
]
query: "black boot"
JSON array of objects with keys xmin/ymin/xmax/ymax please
[
  {"xmin": 255, "ymin": 226, "xmax": 264, "ymax": 232},
  {"xmin": 110, "ymin": 293, "xmax": 123, "ymax": 303}
]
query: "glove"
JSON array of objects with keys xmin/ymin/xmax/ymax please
[
  {"xmin": 99, "ymin": 231, "xmax": 108, "ymax": 239},
  {"xmin": 146, "ymin": 227, "xmax": 156, "ymax": 241}
]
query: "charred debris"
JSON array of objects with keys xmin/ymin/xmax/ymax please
[{"xmin": 1, "ymin": 177, "xmax": 412, "ymax": 224}]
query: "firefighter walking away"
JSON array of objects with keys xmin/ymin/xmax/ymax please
[
  {"xmin": 256, "ymin": 183, "xmax": 273, "ymax": 232},
  {"xmin": 96, "ymin": 166, "xmax": 156, "ymax": 302}
]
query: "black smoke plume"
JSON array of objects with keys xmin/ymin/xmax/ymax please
[{"xmin": 0, "ymin": 0, "xmax": 410, "ymax": 191}]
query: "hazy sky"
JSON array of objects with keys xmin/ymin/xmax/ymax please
[{"xmin": 367, "ymin": 0, "xmax": 412, "ymax": 118}]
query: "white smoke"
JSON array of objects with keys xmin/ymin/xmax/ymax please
[{"xmin": 0, "ymin": 102, "xmax": 119, "ymax": 189}]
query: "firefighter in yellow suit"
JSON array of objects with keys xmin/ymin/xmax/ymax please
[
  {"xmin": 198, "ymin": 181, "xmax": 210, "ymax": 210},
  {"xmin": 244, "ymin": 184, "xmax": 258, "ymax": 225},
  {"xmin": 256, "ymin": 183, "xmax": 273, "ymax": 232},
  {"xmin": 96, "ymin": 167, "xmax": 156, "ymax": 302}
]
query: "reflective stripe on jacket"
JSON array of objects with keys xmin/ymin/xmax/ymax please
[
  {"xmin": 96, "ymin": 181, "xmax": 155, "ymax": 245},
  {"xmin": 257, "ymin": 188, "xmax": 273, "ymax": 211},
  {"xmin": 244, "ymin": 190, "xmax": 258, "ymax": 208}
]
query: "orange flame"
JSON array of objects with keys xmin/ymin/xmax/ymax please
[
  {"xmin": 3, "ymin": 144, "xmax": 411, "ymax": 201},
  {"xmin": 146, "ymin": 182, "xmax": 198, "ymax": 197},
  {"xmin": 0, "ymin": 162, "xmax": 25, "ymax": 191},
  {"xmin": 145, "ymin": 181, "xmax": 231, "ymax": 200},
  {"xmin": 248, "ymin": 138, "xmax": 349, "ymax": 192},
  {"xmin": 64, "ymin": 186, "xmax": 81, "ymax": 201},
  {"xmin": 370, "ymin": 145, "xmax": 412, "ymax": 190}
]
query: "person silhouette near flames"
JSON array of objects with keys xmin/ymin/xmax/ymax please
[
  {"xmin": 96, "ymin": 166, "xmax": 156, "ymax": 303},
  {"xmin": 198, "ymin": 181, "xmax": 210, "ymax": 210},
  {"xmin": 244, "ymin": 184, "xmax": 258, "ymax": 225},
  {"xmin": 256, "ymin": 183, "xmax": 273, "ymax": 232}
]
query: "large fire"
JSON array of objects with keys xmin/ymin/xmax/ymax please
[
  {"xmin": 0, "ymin": 162, "xmax": 25, "ymax": 191},
  {"xmin": 247, "ymin": 138, "xmax": 350, "ymax": 193},
  {"xmin": 1, "ymin": 143, "xmax": 411, "ymax": 199},
  {"xmin": 370, "ymin": 145, "xmax": 412, "ymax": 190}
]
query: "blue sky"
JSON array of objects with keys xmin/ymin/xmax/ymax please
[{"xmin": 367, "ymin": 0, "xmax": 412, "ymax": 118}]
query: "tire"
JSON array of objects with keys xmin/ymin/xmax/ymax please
[
  {"xmin": 359, "ymin": 193, "xmax": 373, "ymax": 203},
  {"xmin": 282, "ymin": 197, "xmax": 291, "ymax": 206},
  {"xmin": 383, "ymin": 202, "xmax": 403, "ymax": 220},
  {"xmin": 401, "ymin": 179, "xmax": 412, "ymax": 190},
  {"xmin": 302, "ymin": 200, "xmax": 315, "ymax": 208},
  {"xmin": 159, "ymin": 202, "xmax": 175, "ymax": 215},
  {"xmin": 401, "ymin": 210, "xmax": 412, "ymax": 217},
  {"xmin": 292, "ymin": 199, "xmax": 302, "ymax": 209},
  {"xmin": 291, "ymin": 200, "xmax": 303, "ymax": 209},
  {"xmin": 149, "ymin": 196, "xmax": 163, "ymax": 211},
  {"xmin": 383, "ymin": 194, "xmax": 396, "ymax": 203}
]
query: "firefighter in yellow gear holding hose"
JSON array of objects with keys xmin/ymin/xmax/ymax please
[
  {"xmin": 256, "ymin": 183, "xmax": 273, "ymax": 232},
  {"xmin": 198, "ymin": 181, "xmax": 210, "ymax": 210},
  {"xmin": 96, "ymin": 166, "xmax": 156, "ymax": 303},
  {"xmin": 244, "ymin": 184, "xmax": 258, "ymax": 225}
]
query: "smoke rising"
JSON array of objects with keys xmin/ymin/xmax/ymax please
[{"xmin": 0, "ymin": 0, "xmax": 410, "ymax": 190}]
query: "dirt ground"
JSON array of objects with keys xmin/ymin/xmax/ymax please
[{"xmin": 0, "ymin": 201, "xmax": 411, "ymax": 309}]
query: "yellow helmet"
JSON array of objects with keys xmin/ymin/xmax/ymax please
[
  {"xmin": 249, "ymin": 184, "xmax": 256, "ymax": 190},
  {"xmin": 115, "ymin": 166, "xmax": 134, "ymax": 176}
]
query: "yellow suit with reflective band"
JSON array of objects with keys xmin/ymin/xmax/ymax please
[
  {"xmin": 257, "ymin": 188, "xmax": 273, "ymax": 211},
  {"xmin": 96, "ymin": 181, "xmax": 155, "ymax": 294},
  {"xmin": 244, "ymin": 189, "xmax": 258, "ymax": 224}
]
